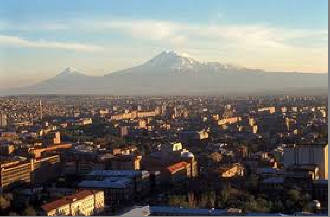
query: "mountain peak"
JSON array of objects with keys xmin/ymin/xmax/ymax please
[
  {"xmin": 62, "ymin": 67, "xmax": 80, "ymax": 74},
  {"xmin": 3, "ymin": 51, "xmax": 327, "ymax": 95},
  {"xmin": 162, "ymin": 50, "xmax": 187, "ymax": 57},
  {"xmin": 164, "ymin": 50, "xmax": 176, "ymax": 55},
  {"xmin": 161, "ymin": 50, "xmax": 192, "ymax": 58},
  {"xmin": 143, "ymin": 50, "xmax": 199, "ymax": 70},
  {"xmin": 55, "ymin": 67, "xmax": 87, "ymax": 78}
]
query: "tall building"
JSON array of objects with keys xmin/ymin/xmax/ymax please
[
  {"xmin": 258, "ymin": 106, "xmax": 276, "ymax": 114},
  {"xmin": 0, "ymin": 155, "xmax": 62, "ymax": 192},
  {"xmin": 0, "ymin": 113, "xmax": 7, "ymax": 127},
  {"xmin": 248, "ymin": 118, "xmax": 256, "ymax": 126},
  {"xmin": 79, "ymin": 170, "xmax": 150, "ymax": 207},
  {"xmin": 39, "ymin": 99, "xmax": 43, "ymax": 120},
  {"xmin": 283, "ymin": 144, "xmax": 328, "ymax": 179},
  {"xmin": 0, "ymin": 144, "xmax": 15, "ymax": 155},
  {"xmin": 53, "ymin": 131, "xmax": 61, "ymax": 145},
  {"xmin": 252, "ymin": 125, "xmax": 258, "ymax": 134},
  {"xmin": 120, "ymin": 126, "xmax": 129, "ymax": 137},
  {"xmin": 110, "ymin": 154, "xmax": 142, "ymax": 170},
  {"xmin": 0, "ymin": 159, "xmax": 31, "ymax": 192},
  {"xmin": 30, "ymin": 155, "xmax": 61, "ymax": 184},
  {"xmin": 44, "ymin": 131, "xmax": 61, "ymax": 145}
]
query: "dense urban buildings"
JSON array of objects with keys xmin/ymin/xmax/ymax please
[{"xmin": 0, "ymin": 95, "xmax": 328, "ymax": 216}]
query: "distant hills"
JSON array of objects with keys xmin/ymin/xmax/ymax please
[{"xmin": 2, "ymin": 50, "xmax": 328, "ymax": 96}]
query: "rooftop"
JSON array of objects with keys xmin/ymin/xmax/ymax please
[
  {"xmin": 167, "ymin": 161, "xmax": 189, "ymax": 174},
  {"xmin": 149, "ymin": 206, "xmax": 228, "ymax": 216},
  {"xmin": 88, "ymin": 169, "xmax": 149, "ymax": 178},
  {"xmin": 263, "ymin": 177, "xmax": 285, "ymax": 184},
  {"xmin": 79, "ymin": 177, "xmax": 132, "ymax": 189},
  {"xmin": 41, "ymin": 190, "xmax": 101, "ymax": 212}
]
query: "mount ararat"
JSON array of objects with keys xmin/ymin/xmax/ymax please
[{"xmin": 2, "ymin": 50, "xmax": 328, "ymax": 95}]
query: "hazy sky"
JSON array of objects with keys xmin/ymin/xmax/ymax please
[{"xmin": 0, "ymin": 0, "xmax": 328, "ymax": 89}]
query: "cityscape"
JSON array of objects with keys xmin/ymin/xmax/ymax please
[
  {"xmin": 0, "ymin": 0, "xmax": 328, "ymax": 216},
  {"xmin": 0, "ymin": 95, "xmax": 328, "ymax": 215}
]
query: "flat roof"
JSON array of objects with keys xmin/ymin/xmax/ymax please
[
  {"xmin": 263, "ymin": 177, "xmax": 285, "ymax": 184},
  {"xmin": 313, "ymin": 179, "xmax": 328, "ymax": 184},
  {"xmin": 88, "ymin": 170, "xmax": 149, "ymax": 178},
  {"xmin": 119, "ymin": 206, "xmax": 150, "ymax": 216},
  {"xmin": 79, "ymin": 177, "xmax": 132, "ymax": 189},
  {"xmin": 149, "ymin": 206, "xmax": 227, "ymax": 215}
]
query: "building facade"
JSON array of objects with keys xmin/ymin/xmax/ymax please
[
  {"xmin": 41, "ymin": 190, "xmax": 104, "ymax": 216},
  {"xmin": 283, "ymin": 144, "xmax": 328, "ymax": 179}
]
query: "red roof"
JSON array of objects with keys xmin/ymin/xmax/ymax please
[
  {"xmin": 41, "ymin": 190, "xmax": 101, "ymax": 212},
  {"xmin": 167, "ymin": 161, "xmax": 189, "ymax": 174}
]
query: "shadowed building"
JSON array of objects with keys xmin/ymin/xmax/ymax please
[{"xmin": 283, "ymin": 144, "xmax": 328, "ymax": 179}]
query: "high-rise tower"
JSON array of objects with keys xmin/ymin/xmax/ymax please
[
  {"xmin": 39, "ymin": 99, "xmax": 43, "ymax": 120},
  {"xmin": 0, "ymin": 113, "xmax": 7, "ymax": 127}
]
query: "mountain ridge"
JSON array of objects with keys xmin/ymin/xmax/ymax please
[{"xmin": 1, "ymin": 51, "xmax": 328, "ymax": 96}]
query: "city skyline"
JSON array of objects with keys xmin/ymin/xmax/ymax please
[
  {"xmin": 0, "ymin": 0, "xmax": 328, "ymax": 89},
  {"xmin": 0, "ymin": 94, "xmax": 328, "ymax": 215}
]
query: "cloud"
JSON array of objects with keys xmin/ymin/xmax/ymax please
[
  {"xmin": 1, "ymin": 18, "xmax": 327, "ymax": 51},
  {"xmin": 88, "ymin": 20, "xmax": 186, "ymax": 44},
  {"xmin": 0, "ymin": 35, "xmax": 103, "ymax": 51},
  {"xmin": 0, "ymin": 18, "xmax": 327, "ymax": 72},
  {"xmin": 77, "ymin": 19, "xmax": 327, "ymax": 51}
]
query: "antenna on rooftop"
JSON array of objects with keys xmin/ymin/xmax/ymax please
[{"xmin": 39, "ymin": 99, "xmax": 43, "ymax": 120}]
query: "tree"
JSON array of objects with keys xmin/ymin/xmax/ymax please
[
  {"xmin": 272, "ymin": 200, "xmax": 284, "ymax": 213},
  {"xmin": 287, "ymin": 189, "xmax": 300, "ymax": 203},
  {"xmin": 256, "ymin": 198, "xmax": 271, "ymax": 213},
  {"xmin": 285, "ymin": 199, "xmax": 295, "ymax": 213},
  {"xmin": 23, "ymin": 206, "xmax": 36, "ymax": 216},
  {"xmin": 219, "ymin": 184, "xmax": 231, "ymax": 205},
  {"xmin": 206, "ymin": 191, "xmax": 216, "ymax": 208},
  {"xmin": 0, "ymin": 195, "xmax": 10, "ymax": 210},
  {"xmin": 245, "ymin": 175, "xmax": 258, "ymax": 191},
  {"xmin": 244, "ymin": 198, "xmax": 258, "ymax": 212},
  {"xmin": 301, "ymin": 193, "xmax": 313, "ymax": 213}
]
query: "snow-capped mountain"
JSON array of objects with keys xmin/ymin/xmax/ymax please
[
  {"xmin": 112, "ymin": 50, "xmax": 264, "ymax": 76},
  {"xmin": 1, "ymin": 50, "xmax": 328, "ymax": 95},
  {"xmin": 56, "ymin": 67, "xmax": 82, "ymax": 76},
  {"xmin": 143, "ymin": 50, "xmax": 200, "ymax": 70}
]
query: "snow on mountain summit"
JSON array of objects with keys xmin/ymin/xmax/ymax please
[
  {"xmin": 144, "ymin": 50, "xmax": 200, "ymax": 70},
  {"xmin": 55, "ymin": 67, "xmax": 88, "ymax": 78},
  {"xmin": 62, "ymin": 67, "xmax": 80, "ymax": 74}
]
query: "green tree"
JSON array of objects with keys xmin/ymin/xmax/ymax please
[
  {"xmin": 285, "ymin": 199, "xmax": 295, "ymax": 213},
  {"xmin": 246, "ymin": 175, "xmax": 258, "ymax": 191},
  {"xmin": 256, "ymin": 198, "xmax": 271, "ymax": 213},
  {"xmin": 220, "ymin": 184, "xmax": 231, "ymax": 204},
  {"xmin": 272, "ymin": 200, "xmax": 284, "ymax": 213},
  {"xmin": 244, "ymin": 198, "xmax": 258, "ymax": 212},
  {"xmin": 287, "ymin": 189, "xmax": 300, "ymax": 203},
  {"xmin": 206, "ymin": 191, "xmax": 216, "ymax": 208},
  {"xmin": 23, "ymin": 206, "xmax": 36, "ymax": 216}
]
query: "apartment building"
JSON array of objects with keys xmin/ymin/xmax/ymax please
[{"xmin": 41, "ymin": 190, "xmax": 104, "ymax": 216}]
